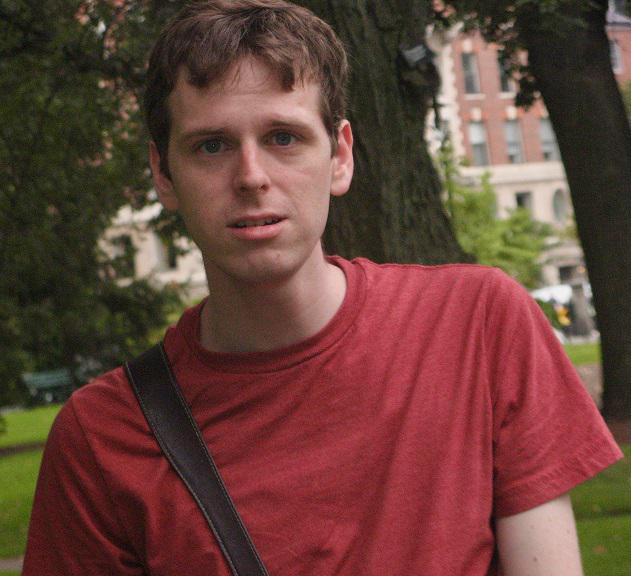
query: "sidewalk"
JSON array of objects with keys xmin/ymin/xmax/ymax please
[{"xmin": 0, "ymin": 556, "xmax": 23, "ymax": 572}]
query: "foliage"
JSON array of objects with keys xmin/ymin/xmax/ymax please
[
  {"xmin": 437, "ymin": 0, "xmax": 631, "ymax": 418},
  {"xmin": 433, "ymin": 0, "xmax": 598, "ymax": 107},
  {"xmin": 433, "ymin": 0, "xmax": 631, "ymax": 111},
  {"xmin": 536, "ymin": 299, "xmax": 561, "ymax": 330},
  {"xmin": 0, "ymin": 1, "xmax": 185, "ymax": 406},
  {"xmin": 439, "ymin": 141, "xmax": 551, "ymax": 288}
]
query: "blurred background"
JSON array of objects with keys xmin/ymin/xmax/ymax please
[{"xmin": 1, "ymin": 0, "xmax": 630, "ymax": 573}]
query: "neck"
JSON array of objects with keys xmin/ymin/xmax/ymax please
[{"xmin": 199, "ymin": 253, "xmax": 346, "ymax": 353}]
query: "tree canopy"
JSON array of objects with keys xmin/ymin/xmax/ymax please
[
  {"xmin": 438, "ymin": 0, "xmax": 631, "ymax": 418},
  {"xmin": 0, "ymin": 0, "xmax": 179, "ymax": 405},
  {"xmin": 440, "ymin": 143, "xmax": 552, "ymax": 288},
  {"xmin": 3, "ymin": 0, "xmax": 630, "ymax": 416}
]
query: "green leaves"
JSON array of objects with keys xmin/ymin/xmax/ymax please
[
  {"xmin": 0, "ymin": 0, "xmax": 183, "ymax": 406},
  {"xmin": 434, "ymin": 0, "xmax": 595, "ymax": 106},
  {"xmin": 440, "ymin": 142, "xmax": 552, "ymax": 288}
]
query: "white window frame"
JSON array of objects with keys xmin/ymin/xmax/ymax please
[
  {"xmin": 539, "ymin": 118, "xmax": 561, "ymax": 162},
  {"xmin": 504, "ymin": 119, "xmax": 524, "ymax": 164},
  {"xmin": 462, "ymin": 52, "xmax": 482, "ymax": 94},
  {"xmin": 468, "ymin": 121, "xmax": 490, "ymax": 166}
]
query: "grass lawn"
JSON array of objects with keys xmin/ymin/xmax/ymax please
[
  {"xmin": 0, "ymin": 405, "xmax": 61, "ymax": 448},
  {"xmin": 564, "ymin": 342, "xmax": 601, "ymax": 366},
  {"xmin": 578, "ymin": 515, "xmax": 631, "ymax": 576},
  {"xmin": 0, "ymin": 450, "xmax": 43, "ymax": 558},
  {"xmin": 0, "ymin": 405, "xmax": 627, "ymax": 575},
  {"xmin": 573, "ymin": 445, "xmax": 631, "ymax": 519},
  {"xmin": 573, "ymin": 445, "xmax": 631, "ymax": 575}
]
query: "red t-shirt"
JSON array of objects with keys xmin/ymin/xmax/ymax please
[{"xmin": 24, "ymin": 257, "xmax": 622, "ymax": 575}]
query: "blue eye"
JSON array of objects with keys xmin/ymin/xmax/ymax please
[
  {"xmin": 200, "ymin": 139, "xmax": 223, "ymax": 154},
  {"xmin": 273, "ymin": 132, "xmax": 294, "ymax": 146}
]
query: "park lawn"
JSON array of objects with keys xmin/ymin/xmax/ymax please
[
  {"xmin": 0, "ymin": 450, "xmax": 42, "ymax": 558},
  {"xmin": 578, "ymin": 514, "xmax": 631, "ymax": 576},
  {"xmin": 0, "ymin": 405, "xmax": 61, "ymax": 448},
  {"xmin": 564, "ymin": 342, "xmax": 600, "ymax": 366},
  {"xmin": 572, "ymin": 445, "xmax": 631, "ymax": 519},
  {"xmin": 0, "ymin": 404, "xmax": 627, "ymax": 575},
  {"xmin": 572, "ymin": 444, "xmax": 631, "ymax": 575}
]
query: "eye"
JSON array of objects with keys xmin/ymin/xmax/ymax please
[
  {"xmin": 272, "ymin": 132, "xmax": 295, "ymax": 146},
  {"xmin": 199, "ymin": 139, "xmax": 224, "ymax": 155}
]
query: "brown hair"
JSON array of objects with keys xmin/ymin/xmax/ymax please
[{"xmin": 144, "ymin": 0, "xmax": 349, "ymax": 175}]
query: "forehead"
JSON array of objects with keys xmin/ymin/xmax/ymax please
[{"xmin": 167, "ymin": 58, "xmax": 325, "ymax": 135}]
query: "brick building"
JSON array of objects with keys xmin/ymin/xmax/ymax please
[{"xmin": 429, "ymin": 0, "xmax": 631, "ymax": 285}]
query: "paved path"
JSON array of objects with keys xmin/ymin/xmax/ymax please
[
  {"xmin": 0, "ymin": 556, "xmax": 23, "ymax": 572},
  {"xmin": 0, "ymin": 441, "xmax": 45, "ymax": 458},
  {"xmin": 576, "ymin": 363, "xmax": 602, "ymax": 407}
]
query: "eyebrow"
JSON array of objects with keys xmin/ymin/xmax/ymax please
[{"xmin": 177, "ymin": 117, "xmax": 317, "ymax": 144}]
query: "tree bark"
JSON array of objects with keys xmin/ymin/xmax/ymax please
[
  {"xmin": 299, "ymin": 0, "xmax": 469, "ymax": 264},
  {"xmin": 518, "ymin": 0, "xmax": 631, "ymax": 419}
]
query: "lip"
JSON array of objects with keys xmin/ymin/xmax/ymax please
[
  {"xmin": 227, "ymin": 214, "xmax": 287, "ymax": 241},
  {"xmin": 228, "ymin": 212, "xmax": 285, "ymax": 227}
]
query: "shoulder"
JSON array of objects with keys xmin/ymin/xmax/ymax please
[
  {"xmin": 347, "ymin": 257, "xmax": 523, "ymax": 308},
  {"xmin": 71, "ymin": 365, "xmax": 137, "ymax": 421},
  {"xmin": 350, "ymin": 256, "xmax": 508, "ymax": 286},
  {"xmin": 51, "ymin": 365, "xmax": 147, "ymax": 456}
]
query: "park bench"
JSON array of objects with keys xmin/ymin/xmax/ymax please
[{"xmin": 22, "ymin": 369, "xmax": 75, "ymax": 404}]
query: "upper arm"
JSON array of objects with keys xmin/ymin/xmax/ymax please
[
  {"xmin": 496, "ymin": 493, "xmax": 584, "ymax": 576},
  {"xmin": 23, "ymin": 400, "xmax": 143, "ymax": 575}
]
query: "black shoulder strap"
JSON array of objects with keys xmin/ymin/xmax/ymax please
[{"xmin": 124, "ymin": 343, "xmax": 269, "ymax": 576}]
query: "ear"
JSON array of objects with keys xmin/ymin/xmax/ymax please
[
  {"xmin": 330, "ymin": 120, "xmax": 354, "ymax": 197},
  {"xmin": 149, "ymin": 141, "xmax": 179, "ymax": 211}
]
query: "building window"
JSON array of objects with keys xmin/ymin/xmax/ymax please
[
  {"xmin": 462, "ymin": 52, "xmax": 481, "ymax": 94},
  {"xmin": 498, "ymin": 55, "xmax": 514, "ymax": 93},
  {"xmin": 504, "ymin": 120, "xmax": 524, "ymax": 163},
  {"xmin": 468, "ymin": 121, "xmax": 490, "ymax": 166},
  {"xmin": 515, "ymin": 191, "xmax": 533, "ymax": 212},
  {"xmin": 610, "ymin": 39, "xmax": 623, "ymax": 74},
  {"xmin": 553, "ymin": 189, "xmax": 569, "ymax": 222},
  {"xmin": 539, "ymin": 118, "xmax": 561, "ymax": 161},
  {"xmin": 613, "ymin": 0, "xmax": 628, "ymax": 15}
]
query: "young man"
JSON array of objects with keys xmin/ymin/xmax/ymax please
[{"xmin": 24, "ymin": 1, "xmax": 621, "ymax": 574}]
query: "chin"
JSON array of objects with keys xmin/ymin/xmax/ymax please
[{"xmin": 208, "ymin": 253, "xmax": 307, "ymax": 288}]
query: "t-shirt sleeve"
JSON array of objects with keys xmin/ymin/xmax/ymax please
[
  {"xmin": 484, "ymin": 270, "xmax": 623, "ymax": 518},
  {"xmin": 22, "ymin": 397, "xmax": 144, "ymax": 575}
]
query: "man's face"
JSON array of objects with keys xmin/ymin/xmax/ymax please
[{"xmin": 150, "ymin": 57, "xmax": 353, "ymax": 287}]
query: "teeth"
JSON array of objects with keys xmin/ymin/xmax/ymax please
[{"xmin": 234, "ymin": 218, "xmax": 280, "ymax": 228}]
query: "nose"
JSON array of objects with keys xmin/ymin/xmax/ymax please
[{"xmin": 233, "ymin": 141, "xmax": 271, "ymax": 194}]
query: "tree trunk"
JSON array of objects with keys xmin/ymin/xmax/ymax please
[
  {"xmin": 299, "ymin": 0, "xmax": 468, "ymax": 264},
  {"xmin": 518, "ymin": 0, "xmax": 631, "ymax": 419}
]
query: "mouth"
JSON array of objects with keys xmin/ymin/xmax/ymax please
[{"xmin": 230, "ymin": 217, "xmax": 283, "ymax": 229}]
